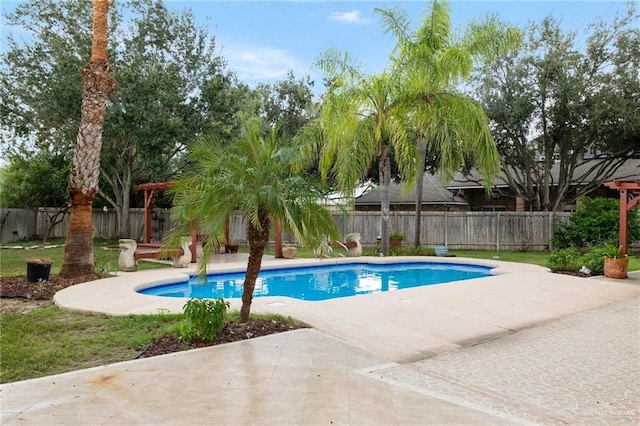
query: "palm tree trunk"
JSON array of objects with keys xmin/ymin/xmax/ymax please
[
  {"xmin": 240, "ymin": 210, "xmax": 270, "ymax": 322},
  {"xmin": 378, "ymin": 145, "xmax": 391, "ymax": 255},
  {"xmin": 414, "ymin": 138, "xmax": 427, "ymax": 247},
  {"xmin": 60, "ymin": 0, "xmax": 115, "ymax": 277}
]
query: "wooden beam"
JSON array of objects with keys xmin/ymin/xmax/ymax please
[
  {"xmin": 605, "ymin": 180, "xmax": 640, "ymax": 256},
  {"xmin": 136, "ymin": 181, "xmax": 174, "ymax": 244}
]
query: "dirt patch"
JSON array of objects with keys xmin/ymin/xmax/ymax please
[{"xmin": 0, "ymin": 298, "xmax": 50, "ymax": 314}]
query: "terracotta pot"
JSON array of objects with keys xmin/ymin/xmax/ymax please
[
  {"xmin": 389, "ymin": 238, "xmax": 403, "ymax": 249},
  {"xmin": 604, "ymin": 257, "xmax": 628, "ymax": 279}
]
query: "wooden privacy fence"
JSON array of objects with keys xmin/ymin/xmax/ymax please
[
  {"xmin": 331, "ymin": 211, "xmax": 569, "ymax": 251},
  {"xmin": 0, "ymin": 208, "xmax": 174, "ymax": 244},
  {"xmin": 1, "ymin": 207, "xmax": 577, "ymax": 251}
]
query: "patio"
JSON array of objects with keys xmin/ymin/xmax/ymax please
[{"xmin": 2, "ymin": 256, "xmax": 639, "ymax": 424}]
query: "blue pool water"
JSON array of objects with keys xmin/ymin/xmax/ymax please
[{"xmin": 139, "ymin": 262, "xmax": 493, "ymax": 301}]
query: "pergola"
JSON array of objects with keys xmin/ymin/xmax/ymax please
[
  {"xmin": 136, "ymin": 182, "xmax": 284, "ymax": 261},
  {"xmin": 604, "ymin": 180, "xmax": 640, "ymax": 255},
  {"xmin": 136, "ymin": 181, "xmax": 196, "ymax": 262},
  {"xmin": 136, "ymin": 181, "xmax": 174, "ymax": 243}
]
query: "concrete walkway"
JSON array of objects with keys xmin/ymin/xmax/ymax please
[{"xmin": 2, "ymin": 257, "xmax": 639, "ymax": 425}]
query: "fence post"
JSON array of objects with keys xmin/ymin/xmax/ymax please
[
  {"xmin": 496, "ymin": 212, "xmax": 501, "ymax": 251},
  {"xmin": 444, "ymin": 210, "xmax": 448, "ymax": 246},
  {"xmin": 548, "ymin": 211, "xmax": 554, "ymax": 251}
]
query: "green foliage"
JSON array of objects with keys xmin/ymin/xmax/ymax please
[
  {"xmin": 476, "ymin": 3, "xmax": 639, "ymax": 210},
  {"xmin": 581, "ymin": 247, "xmax": 608, "ymax": 276},
  {"xmin": 552, "ymin": 198, "xmax": 640, "ymax": 249},
  {"xmin": 0, "ymin": 150, "xmax": 69, "ymax": 208},
  {"xmin": 1, "ymin": 0, "xmax": 246, "ymax": 230},
  {"xmin": 171, "ymin": 119, "xmax": 341, "ymax": 321},
  {"xmin": 253, "ymin": 71, "xmax": 317, "ymax": 141},
  {"xmin": 546, "ymin": 245, "xmax": 620, "ymax": 275},
  {"xmin": 546, "ymin": 248, "xmax": 583, "ymax": 272},
  {"xmin": 388, "ymin": 246, "xmax": 436, "ymax": 256},
  {"xmin": 180, "ymin": 298, "xmax": 229, "ymax": 343},
  {"xmin": 603, "ymin": 243, "xmax": 625, "ymax": 259}
]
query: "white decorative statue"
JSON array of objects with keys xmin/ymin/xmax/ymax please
[
  {"xmin": 118, "ymin": 239, "xmax": 138, "ymax": 272},
  {"xmin": 173, "ymin": 236, "xmax": 192, "ymax": 268},
  {"xmin": 344, "ymin": 232, "xmax": 362, "ymax": 257}
]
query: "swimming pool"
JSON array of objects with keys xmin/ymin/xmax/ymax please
[{"xmin": 138, "ymin": 261, "xmax": 494, "ymax": 301}]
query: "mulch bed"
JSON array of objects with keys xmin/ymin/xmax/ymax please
[
  {"xmin": 0, "ymin": 273, "xmax": 101, "ymax": 300},
  {"xmin": 0, "ymin": 273, "xmax": 305, "ymax": 357},
  {"xmin": 553, "ymin": 270, "xmax": 590, "ymax": 278}
]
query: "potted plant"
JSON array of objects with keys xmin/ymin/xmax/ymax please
[
  {"xmin": 389, "ymin": 232, "xmax": 404, "ymax": 249},
  {"xmin": 25, "ymin": 258, "xmax": 52, "ymax": 283},
  {"xmin": 603, "ymin": 244, "xmax": 628, "ymax": 279}
]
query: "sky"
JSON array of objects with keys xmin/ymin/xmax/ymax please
[{"xmin": 1, "ymin": 0, "xmax": 635, "ymax": 91}]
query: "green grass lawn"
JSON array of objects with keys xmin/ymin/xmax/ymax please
[
  {"xmin": 0, "ymin": 303, "xmax": 182, "ymax": 383},
  {"xmin": 0, "ymin": 238, "xmax": 171, "ymax": 276},
  {"xmin": 450, "ymin": 248, "xmax": 640, "ymax": 271},
  {"xmin": 450, "ymin": 250, "xmax": 550, "ymax": 266}
]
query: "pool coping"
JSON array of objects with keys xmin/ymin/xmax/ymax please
[{"xmin": 53, "ymin": 255, "xmax": 517, "ymax": 317}]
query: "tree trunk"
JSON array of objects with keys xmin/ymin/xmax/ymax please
[
  {"xmin": 60, "ymin": 0, "xmax": 115, "ymax": 277},
  {"xmin": 61, "ymin": 192, "xmax": 96, "ymax": 276},
  {"xmin": 240, "ymin": 209, "xmax": 270, "ymax": 322},
  {"xmin": 414, "ymin": 138, "xmax": 427, "ymax": 247},
  {"xmin": 119, "ymin": 161, "xmax": 132, "ymax": 237},
  {"xmin": 378, "ymin": 145, "xmax": 391, "ymax": 255}
]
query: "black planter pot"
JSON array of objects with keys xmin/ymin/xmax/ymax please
[{"xmin": 26, "ymin": 263, "xmax": 52, "ymax": 283}]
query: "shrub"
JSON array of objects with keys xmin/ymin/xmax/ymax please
[
  {"xmin": 581, "ymin": 247, "xmax": 607, "ymax": 276},
  {"xmin": 180, "ymin": 298, "xmax": 229, "ymax": 343},
  {"xmin": 388, "ymin": 246, "xmax": 436, "ymax": 256},
  {"xmin": 546, "ymin": 248, "xmax": 583, "ymax": 272},
  {"xmin": 551, "ymin": 197, "xmax": 640, "ymax": 249}
]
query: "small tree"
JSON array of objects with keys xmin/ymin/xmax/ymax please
[
  {"xmin": 552, "ymin": 197, "xmax": 640, "ymax": 249},
  {"xmin": 170, "ymin": 119, "xmax": 340, "ymax": 322}
]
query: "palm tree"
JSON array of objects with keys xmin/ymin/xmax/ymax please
[
  {"xmin": 60, "ymin": 0, "xmax": 116, "ymax": 277},
  {"xmin": 170, "ymin": 119, "xmax": 340, "ymax": 322},
  {"xmin": 377, "ymin": 0, "xmax": 521, "ymax": 247},
  {"xmin": 315, "ymin": 51, "xmax": 414, "ymax": 255}
]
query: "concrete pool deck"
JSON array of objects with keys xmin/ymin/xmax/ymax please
[{"xmin": 2, "ymin": 256, "xmax": 639, "ymax": 424}]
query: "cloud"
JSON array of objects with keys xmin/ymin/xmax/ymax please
[
  {"xmin": 329, "ymin": 10, "xmax": 370, "ymax": 25},
  {"xmin": 222, "ymin": 44, "xmax": 306, "ymax": 82}
]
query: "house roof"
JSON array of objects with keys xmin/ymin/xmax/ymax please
[
  {"xmin": 355, "ymin": 173, "xmax": 468, "ymax": 206},
  {"xmin": 446, "ymin": 158, "xmax": 640, "ymax": 190}
]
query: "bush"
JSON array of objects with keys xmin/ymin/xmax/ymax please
[
  {"xmin": 546, "ymin": 248, "xmax": 583, "ymax": 272},
  {"xmin": 388, "ymin": 246, "xmax": 436, "ymax": 256},
  {"xmin": 180, "ymin": 298, "xmax": 229, "ymax": 343},
  {"xmin": 581, "ymin": 247, "xmax": 607, "ymax": 276},
  {"xmin": 552, "ymin": 197, "xmax": 640, "ymax": 249},
  {"xmin": 546, "ymin": 246, "xmax": 610, "ymax": 276}
]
